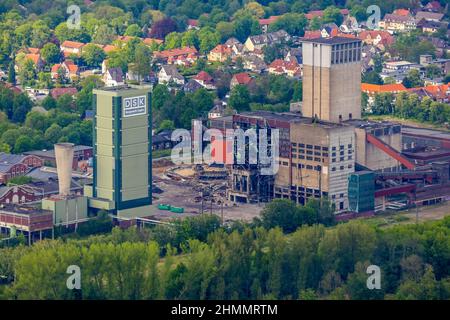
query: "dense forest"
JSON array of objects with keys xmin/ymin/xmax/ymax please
[{"xmin": 0, "ymin": 199, "xmax": 449, "ymax": 300}]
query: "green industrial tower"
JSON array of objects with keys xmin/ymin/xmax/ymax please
[{"xmin": 85, "ymin": 85, "xmax": 152, "ymax": 218}]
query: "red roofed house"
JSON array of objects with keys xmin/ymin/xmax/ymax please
[
  {"xmin": 28, "ymin": 48, "xmax": 40, "ymax": 54},
  {"xmin": 361, "ymin": 83, "xmax": 407, "ymax": 95},
  {"xmin": 421, "ymin": 84, "xmax": 450, "ymax": 103},
  {"xmin": 25, "ymin": 53, "xmax": 44, "ymax": 71},
  {"xmin": 50, "ymin": 87, "xmax": 78, "ymax": 99},
  {"xmin": 379, "ymin": 13, "xmax": 416, "ymax": 31},
  {"xmin": 51, "ymin": 60, "xmax": 79, "ymax": 81},
  {"xmin": 303, "ymin": 30, "xmax": 322, "ymax": 40},
  {"xmin": 193, "ymin": 71, "xmax": 216, "ymax": 90},
  {"xmin": 393, "ymin": 9, "xmax": 411, "ymax": 16},
  {"xmin": 208, "ymin": 44, "xmax": 233, "ymax": 62},
  {"xmin": 60, "ymin": 40, "xmax": 85, "ymax": 56},
  {"xmin": 94, "ymin": 44, "xmax": 118, "ymax": 54},
  {"xmin": 116, "ymin": 35, "xmax": 136, "ymax": 43},
  {"xmin": 425, "ymin": 1, "xmax": 443, "ymax": 13},
  {"xmin": 259, "ymin": 16, "xmax": 281, "ymax": 33},
  {"xmin": 268, "ymin": 59, "xmax": 302, "ymax": 78},
  {"xmin": 154, "ymin": 47, "xmax": 198, "ymax": 66},
  {"xmin": 361, "ymin": 83, "xmax": 407, "ymax": 104},
  {"xmin": 187, "ymin": 19, "xmax": 199, "ymax": 30},
  {"xmin": 143, "ymin": 38, "xmax": 163, "ymax": 47},
  {"xmin": 358, "ymin": 30, "xmax": 395, "ymax": 49},
  {"xmin": 230, "ymin": 72, "xmax": 252, "ymax": 88}
]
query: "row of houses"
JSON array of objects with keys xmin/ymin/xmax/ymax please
[
  {"xmin": 378, "ymin": 7, "xmax": 449, "ymax": 33},
  {"xmin": 362, "ymin": 82, "xmax": 450, "ymax": 104}
]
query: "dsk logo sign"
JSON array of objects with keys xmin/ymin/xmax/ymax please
[{"xmin": 124, "ymin": 96, "xmax": 146, "ymax": 117}]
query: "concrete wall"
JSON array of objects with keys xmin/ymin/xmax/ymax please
[
  {"xmin": 354, "ymin": 127, "xmax": 402, "ymax": 171},
  {"xmin": 302, "ymin": 41, "xmax": 361, "ymax": 123},
  {"xmin": 274, "ymin": 121, "xmax": 355, "ymax": 211}
]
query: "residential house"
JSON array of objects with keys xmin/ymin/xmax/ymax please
[
  {"xmin": 340, "ymin": 16, "xmax": 360, "ymax": 33},
  {"xmin": 408, "ymin": 84, "xmax": 450, "ymax": 103},
  {"xmin": 25, "ymin": 53, "xmax": 45, "ymax": 71},
  {"xmin": 392, "ymin": 8, "xmax": 411, "ymax": 16},
  {"xmin": 321, "ymin": 24, "xmax": 339, "ymax": 38},
  {"xmin": 208, "ymin": 44, "xmax": 233, "ymax": 62},
  {"xmin": 50, "ymin": 87, "xmax": 78, "ymax": 99},
  {"xmin": 94, "ymin": 44, "xmax": 118, "ymax": 54},
  {"xmin": 193, "ymin": 71, "xmax": 216, "ymax": 90},
  {"xmin": 154, "ymin": 47, "xmax": 198, "ymax": 66},
  {"xmin": 126, "ymin": 66, "xmax": 157, "ymax": 84},
  {"xmin": 415, "ymin": 11, "xmax": 444, "ymax": 22},
  {"xmin": 379, "ymin": 13, "xmax": 417, "ymax": 31},
  {"xmin": 143, "ymin": 38, "xmax": 163, "ymax": 47},
  {"xmin": 158, "ymin": 65, "xmax": 185, "ymax": 85},
  {"xmin": 259, "ymin": 16, "xmax": 281, "ymax": 33},
  {"xmin": 244, "ymin": 30, "xmax": 290, "ymax": 51},
  {"xmin": 284, "ymin": 48, "xmax": 302, "ymax": 64},
  {"xmin": 225, "ymin": 38, "xmax": 241, "ymax": 47},
  {"xmin": 103, "ymin": 67, "xmax": 124, "ymax": 87},
  {"xmin": 230, "ymin": 72, "xmax": 252, "ymax": 88},
  {"xmin": 416, "ymin": 19, "xmax": 446, "ymax": 33},
  {"xmin": 302, "ymin": 30, "xmax": 322, "ymax": 40},
  {"xmin": 152, "ymin": 130, "xmax": 175, "ymax": 150},
  {"xmin": 208, "ymin": 102, "xmax": 227, "ymax": 119},
  {"xmin": 361, "ymin": 83, "xmax": 407, "ymax": 104},
  {"xmin": 268, "ymin": 59, "xmax": 301, "ymax": 78},
  {"xmin": 60, "ymin": 40, "xmax": 85, "ymax": 56},
  {"xmin": 424, "ymin": 1, "xmax": 444, "ymax": 13},
  {"xmin": 51, "ymin": 60, "xmax": 80, "ymax": 81},
  {"xmin": 187, "ymin": 19, "xmax": 200, "ymax": 30},
  {"xmin": 357, "ymin": 30, "xmax": 395, "ymax": 50},
  {"xmin": 419, "ymin": 55, "xmax": 450, "ymax": 75},
  {"xmin": 243, "ymin": 55, "xmax": 267, "ymax": 73},
  {"xmin": 183, "ymin": 78, "xmax": 203, "ymax": 93}
]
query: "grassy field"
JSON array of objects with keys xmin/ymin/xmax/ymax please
[
  {"xmin": 367, "ymin": 115, "xmax": 450, "ymax": 132},
  {"xmin": 357, "ymin": 201, "xmax": 450, "ymax": 228},
  {"xmin": 152, "ymin": 149, "xmax": 171, "ymax": 159}
]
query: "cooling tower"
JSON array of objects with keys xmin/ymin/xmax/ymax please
[{"xmin": 54, "ymin": 143, "xmax": 74, "ymax": 196}]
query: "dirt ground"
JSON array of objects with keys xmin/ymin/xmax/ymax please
[
  {"xmin": 151, "ymin": 161, "xmax": 263, "ymax": 222},
  {"xmin": 398, "ymin": 201, "xmax": 450, "ymax": 223}
]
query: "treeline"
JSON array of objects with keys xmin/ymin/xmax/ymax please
[
  {"xmin": 1, "ymin": 207, "xmax": 449, "ymax": 300},
  {"xmin": 152, "ymin": 73, "xmax": 301, "ymax": 129},
  {"xmin": 364, "ymin": 91, "xmax": 450, "ymax": 125}
]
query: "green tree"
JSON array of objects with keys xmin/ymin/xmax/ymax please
[
  {"xmin": 7, "ymin": 61, "xmax": 16, "ymax": 85},
  {"xmin": 40, "ymin": 42, "xmax": 60, "ymax": 65},
  {"xmin": 322, "ymin": 6, "xmax": 344, "ymax": 26},
  {"xmin": 158, "ymin": 119, "xmax": 175, "ymax": 132},
  {"xmin": 402, "ymin": 69, "xmax": 424, "ymax": 88},
  {"xmin": 124, "ymin": 24, "xmax": 142, "ymax": 37},
  {"xmin": 362, "ymin": 71, "xmax": 383, "ymax": 85},
  {"xmin": 14, "ymin": 135, "xmax": 34, "ymax": 153},
  {"xmin": 24, "ymin": 111, "xmax": 49, "ymax": 132},
  {"xmin": 18, "ymin": 59, "xmax": 36, "ymax": 87},
  {"xmin": 228, "ymin": 84, "xmax": 251, "ymax": 112},
  {"xmin": 233, "ymin": 15, "xmax": 260, "ymax": 43},
  {"xmin": 44, "ymin": 123, "xmax": 63, "ymax": 145},
  {"xmin": 93, "ymin": 25, "xmax": 117, "ymax": 45},
  {"xmin": 82, "ymin": 44, "xmax": 106, "ymax": 68},
  {"xmin": 269, "ymin": 13, "xmax": 307, "ymax": 37},
  {"xmin": 425, "ymin": 64, "xmax": 442, "ymax": 79}
]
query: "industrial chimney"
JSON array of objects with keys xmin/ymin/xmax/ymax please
[{"xmin": 54, "ymin": 143, "xmax": 74, "ymax": 197}]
